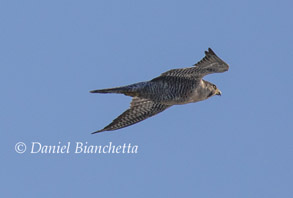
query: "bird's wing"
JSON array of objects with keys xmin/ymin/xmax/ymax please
[
  {"xmin": 93, "ymin": 97, "xmax": 170, "ymax": 133},
  {"xmin": 158, "ymin": 48, "xmax": 229, "ymax": 79}
]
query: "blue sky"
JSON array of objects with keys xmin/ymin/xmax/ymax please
[{"xmin": 1, "ymin": 0, "xmax": 293, "ymax": 197}]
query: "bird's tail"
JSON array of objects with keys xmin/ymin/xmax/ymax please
[
  {"xmin": 90, "ymin": 83, "xmax": 145, "ymax": 97},
  {"xmin": 90, "ymin": 87, "xmax": 124, "ymax": 94}
]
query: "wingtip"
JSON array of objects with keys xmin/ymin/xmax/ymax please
[
  {"xmin": 207, "ymin": 48, "xmax": 215, "ymax": 55},
  {"xmin": 91, "ymin": 129, "xmax": 105, "ymax": 134}
]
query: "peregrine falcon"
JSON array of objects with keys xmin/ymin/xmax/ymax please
[{"xmin": 91, "ymin": 48, "xmax": 229, "ymax": 134}]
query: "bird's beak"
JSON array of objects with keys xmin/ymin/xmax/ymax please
[{"xmin": 215, "ymin": 89, "xmax": 222, "ymax": 96}]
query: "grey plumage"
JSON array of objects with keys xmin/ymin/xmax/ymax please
[
  {"xmin": 91, "ymin": 48, "xmax": 229, "ymax": 133},
  {"xmin": 96, "ymin": 97, "xmax": 170, "ymax": 132}
]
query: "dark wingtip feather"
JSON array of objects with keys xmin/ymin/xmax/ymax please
[
  {"xmin": 206, "ymin": 48, "xmax": 215, "ymax": 55},
  {"xmin": 91, "ymin": 129, "xmax": 106, "ymax": 134},
  {"xmin": 193, "ymin": 48, "xmax": 220, "ymax": 66}
]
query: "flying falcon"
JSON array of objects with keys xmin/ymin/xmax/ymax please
[{"xmin": 90, "ymin": 48, "xmax": 229, "ymax": 134}]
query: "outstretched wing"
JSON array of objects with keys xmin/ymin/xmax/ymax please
[
  {"xmin": 157, "ymin": 48, "xmax": 229, "ymax": 79},
  {"xmin": 92, "ymin": 97, "xmax": 170, "ymax": 133},
  {"xmin": 193, "ymin": 48, "xmax": 229, "ymax": 75}
]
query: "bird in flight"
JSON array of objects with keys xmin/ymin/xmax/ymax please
[{"xmin": 90, "ymin": 48, "xmax": 229, "ymax": 134}]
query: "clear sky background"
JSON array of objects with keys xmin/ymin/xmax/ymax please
[{"xmin": 1, "ymin": 0, "xmax": 293, "ymax": 197}]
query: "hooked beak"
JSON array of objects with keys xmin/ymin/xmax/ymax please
[{"xmin": 215, "ymin": 89, "xmax": 222, "ymax": 96}]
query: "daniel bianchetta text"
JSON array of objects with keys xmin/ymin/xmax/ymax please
[{"xmin": 29, "ymin": 142, "xmax": 138, "ymax": 154}]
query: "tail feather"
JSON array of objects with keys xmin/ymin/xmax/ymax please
[
  {"xmin": 90, "ymin": 87, "xmax": 124, "ymax": 94},
  {"xmin": 90, "ymin": 86, "xmax": 138, "ymax": 97}
]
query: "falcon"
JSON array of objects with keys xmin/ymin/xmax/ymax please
[{"xmin": 90, "ymin": 48, "xmax": 229, "ymax": 134}]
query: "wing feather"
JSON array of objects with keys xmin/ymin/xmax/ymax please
[
  {"xmin": 156, "ymin": 48, "xmax": 229, "ymax": 79},
  {"xmin": 93, "ymin": 97, "xmax": 170, "ymax": 133}
]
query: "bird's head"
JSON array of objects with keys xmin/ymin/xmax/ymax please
[{"xmin": 205, "ymin": 81, "xmax": 222, "ymax": 98}]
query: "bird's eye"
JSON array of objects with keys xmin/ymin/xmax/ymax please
[{"xmin": 213, "ymin": 85, "xmax": 217, "ymax": 89}]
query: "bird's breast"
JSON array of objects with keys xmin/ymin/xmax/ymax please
[{"xmin": 181, "ymin": 80, "xmax": 208, "ymax": 104}]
